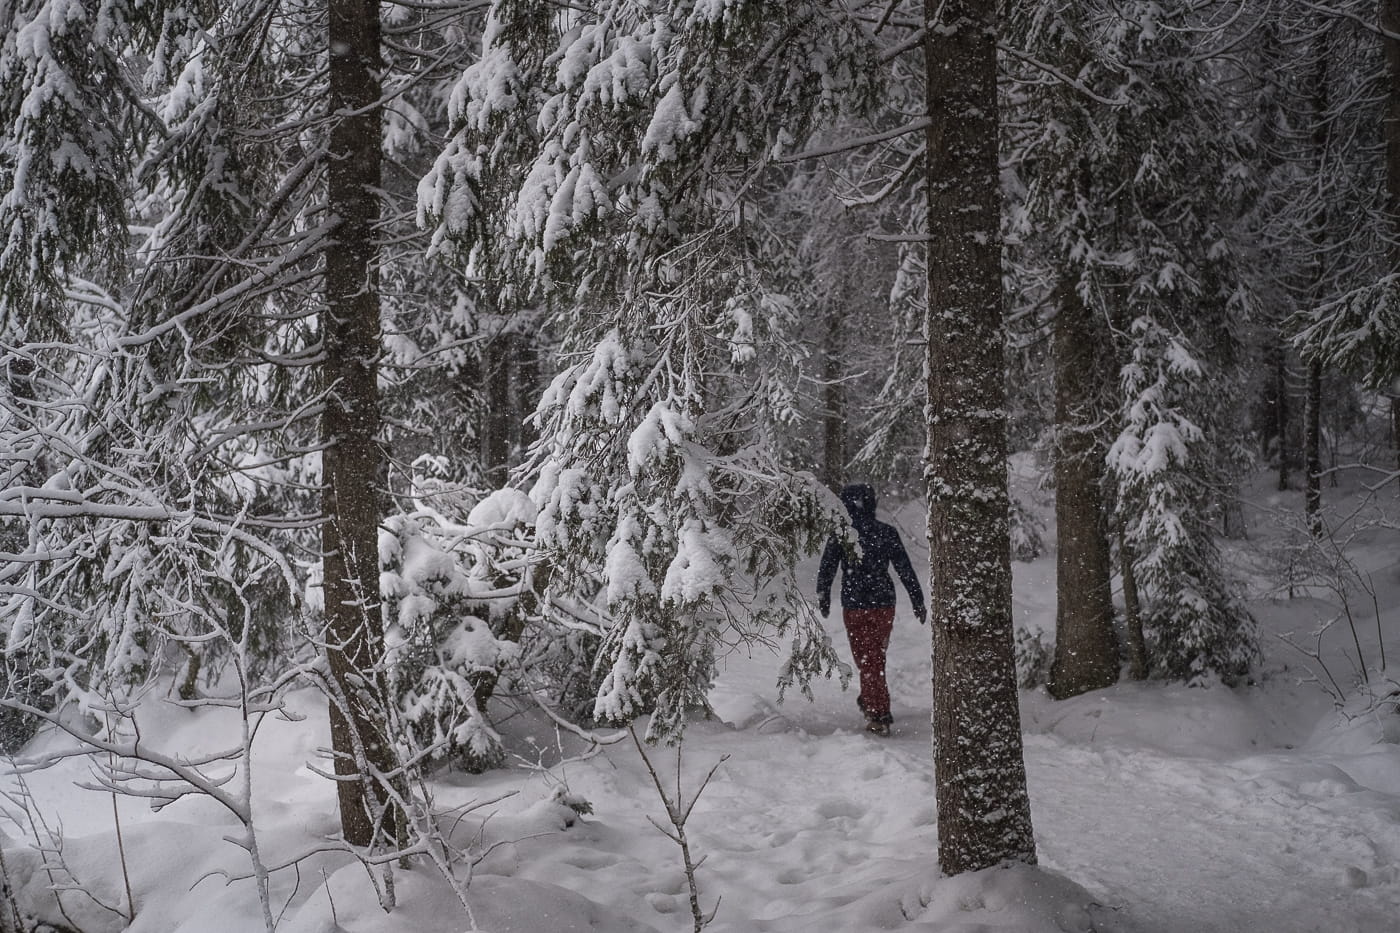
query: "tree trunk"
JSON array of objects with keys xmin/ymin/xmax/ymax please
[
  {"xmin": 1304, "ymin": 358, "xmax": 1322, "ymax": 536},
  {"xmin": 1302, "ymin": 40, "xmax": 1327, "ymax": 538},
  {"xmin": 1118, "ymin": 518, "xmax": 1147, "ymax": 680},
  {"xmin": 324, "ymin": 0, "xmax": 395, "ymax": 848},
  {"xmin": 484, "ymin": 332, "xmax": 514, "ymax": 488},
  {"xmin": 1392, "ymin": 397, "xmax": 1400, "ymax": 481},
  {"xmin": 1386, "ymin": 0, "xmax": 1400, "ymax": 478},
  {"xmin": 924, "ymin": 0, "xmax": 1036, "ymax": 875},
  {"xmin": 1272, "ymin": 340, "xmax": 1290, "ymax": 490},
  {"xmin": 512, "ymin": 332, "xmax": 538, "ymax": 466},
  {"xmin": 1047, "ymin": 279, "xmax": 1119, "ymax": 699},
  {"xmin": 821, "ymin": 310, "xmax": 846, "ymax": 490}
]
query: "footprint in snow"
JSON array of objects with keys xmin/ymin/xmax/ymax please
[{"xmin": 815, "ymin": 797, "xmax": 867, "ymax": 821}]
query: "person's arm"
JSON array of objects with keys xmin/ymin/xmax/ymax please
[
  {"xmin": 816, "ymin": 537, "xmax": 841, "ymax": 616},
  {"xmin": 890, "ymin": 531, "xmax": 925, "ymax": 623}
]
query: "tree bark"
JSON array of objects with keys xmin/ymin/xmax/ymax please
[
  {"xmin": 1118, "ymin": 518, "xmax": 1147, "ymax": 680},
  {"xmin": 324, "ymin": 0, "xmax": 395, "ymax": 847},
  {"xmin": 1304, "ymin": 358, "xmax": 1323, "ymax": 536},
  {"xmin": 1047, "ymin": 279, "xmax": 1119, "ymax": 699},
  {"xmin": 1271, "ymin": 340, "xmax": 1290, "ymax": 490},
  {"xmin": 821, "ymin": 310, "xmax": 846, "ymax": 490},
  {"xmin": 1386, "ymin": 0, "xmax": 1400, "ymax": 256},
  {"xmin": 1385, "ymin": 0, "xmax": 1400, "ymax": 475},
  {"xmin": 1302, "ymin": 40, "xmax": 1328, "ymax": 538},
  {"xmin": 924, "ymin": 0, "xmax": 1036, "ymax": 874},
  {"xmin": 1392, "ymin": 397, "xmax": 1400, "ymax": 479},
  {"xmin": 484, "ymin": 333, "xmax": 514, "ymax": 488}
]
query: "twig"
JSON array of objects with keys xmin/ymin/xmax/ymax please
[{"xmin": 628, "ymin": 726, "xmax": 726, "ymax": 933}]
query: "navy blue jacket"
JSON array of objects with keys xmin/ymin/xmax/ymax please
[{"xmin": 816, "ymin": 485, "xmax": 925, "ymax": 615}]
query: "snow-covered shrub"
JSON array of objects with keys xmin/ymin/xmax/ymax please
[
  {"xmin": 1014, "ymin": 626, "xmax": 1053, "ymax": 689},
  {"xmin": 1009, "ymin": 495, "xmax": 1046, "ymax": 563},
  {"xmin": 382, "ymin": 489, "xmax": 542, "ymax": 772}
]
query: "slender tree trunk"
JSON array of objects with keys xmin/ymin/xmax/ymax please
[
  {"xmin": 821, "ymin": 310, "xmax": 846, "ymax": 490},
  {"xmin": 924, "ymin": 0, "xmax": 1035, "ymax": 875},
  {"xmin": 484, "ymin": 333, "xmax": 513, "ymax": 487},
  {"xmin": 1048, "ymin": 278, "xmax": 1118, "ymax": 699},
  {"xmin": 324, "ymin": 0, "xmax": 394, "ymax": 847},
  {"xmin": 512, "ymin": 332, "xmax": 538, "ymax": 466},
  {"xmin": 1385, "ymin": 0, "xmax": 1400, "ymax": 475},
  {"xmin": 1392, "ymin": 397, "xmax": 1400, "ymax": 480},
  {"xmin": 1304, "ymin": 358, "xmax": 1323, "ymax": 536},
  {"xmin": 1272, "ymin": 340, "xmax": 1290, "ymax": 490},
  {"xmin": 1118, "ymin": 519, "xmax": 1147, "ymax": 680},
  {"xmin": 1303, "ymin": 42, "xmax": 1328, "ymax": 538}
]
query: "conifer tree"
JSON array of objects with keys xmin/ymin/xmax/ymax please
[
  {"xmin": 421, "ymin": 0, "xmax": 879, "ymax": 740},
  {"xmin": 1007, "ymin": 0, "xmax": 1260, "ymax": 685}
]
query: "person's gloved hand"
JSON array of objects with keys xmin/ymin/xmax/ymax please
[
  {"xmin": 818, "ymin": 593, "xmax": 830, "ymax": 617},
  {"xmin": 913, "ymin": 602, "xmax": 927, "ymax": 625}
]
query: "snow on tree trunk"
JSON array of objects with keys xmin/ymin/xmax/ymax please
[
  {"xmin": 323, "ymin": 0, "xmax": 395, "ymax": 848},
  {"xmin": 923, "ymin": 0, "xmax": 1036, "ymax": 875},
  {"xmin": 1049, "ymin": 277, "xmax": 1118, "ymax": 700}
]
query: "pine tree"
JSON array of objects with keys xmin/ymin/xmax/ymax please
[
  {"xmin": 1007, "ymin": 0, "xmax": 1260, "ymax": 685},
  {"xmin": 420, "ymin": 0, "xmax": 879, "ymax": 741}
]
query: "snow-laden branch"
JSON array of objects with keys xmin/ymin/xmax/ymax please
[
  {"xmin": 997, "ymin": 43, "xmax": 1128, "ymax": 107},
  {"xmin": 778, "ymin": 118, "xmax": 931, "ymax": 163}
]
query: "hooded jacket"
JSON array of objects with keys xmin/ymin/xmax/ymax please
[{"xmin": 816, "ymin": 485, "xmax": 925, "ymax": 614}]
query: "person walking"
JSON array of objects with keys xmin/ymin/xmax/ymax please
[{"xmin": 816, "ymin": 484, "xmax": 925, "ymax": 736}]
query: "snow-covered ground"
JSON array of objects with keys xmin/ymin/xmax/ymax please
[{"xmin": 5, "ymin": 465, "xmax": 1400, "ymax": 932}]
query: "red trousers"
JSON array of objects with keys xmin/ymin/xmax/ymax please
[{"xmin": 842, "ymin": 607, "xmax": 895, "ymax": 720}]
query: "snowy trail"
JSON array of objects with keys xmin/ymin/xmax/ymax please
[
  {"xmin": 456, "ymin": 511, "xmax": 1400, "ymax": 933},
  {"xmin": 471, "ymin": 683, "xmax": 1400, "ymax": 933},
  {"xmin": 444, "ymin": 595, "xmax": 1400, "ymax": 933}
]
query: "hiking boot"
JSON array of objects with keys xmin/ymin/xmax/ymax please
[{"xmin": 865, "ymin": 719, "xmax": 891, "ymax": 737}]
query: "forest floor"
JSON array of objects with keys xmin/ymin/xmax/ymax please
[{"xmin": 5, "ymin": 458, "xmax": 1400, "ymax": 932}]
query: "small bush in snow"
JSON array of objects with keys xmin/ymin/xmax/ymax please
[
  {"xmin": 1009, "ymin": 495, "xmax": 1045, "ymax": 563},
  {"xmin": 383, "ymin": 489, "xmax": 542, "ymax": 773},
  {"xmin": 1014, "ymin": 627, "xmax": 1053, "ymax": 689}
]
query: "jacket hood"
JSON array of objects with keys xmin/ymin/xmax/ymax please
[{"xmin": 840, "ymin": 483, "xmax": 877, "ymax": 526}]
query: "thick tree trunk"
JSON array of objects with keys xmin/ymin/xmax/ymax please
[
  {"xmin": 1304, "ymin": 358, "xmax": 1323, "ymax": 536},
  {"xmin": 924, "ymin": 0, "xmax": 1036, "ymax": 875},
  {"xmin": 1048, "ymin": 279, "xmax": 1118, "ymax": 699},
  {"xmin": 324, "ymin": 0, "xmax": 395, "ymax": 848}
]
